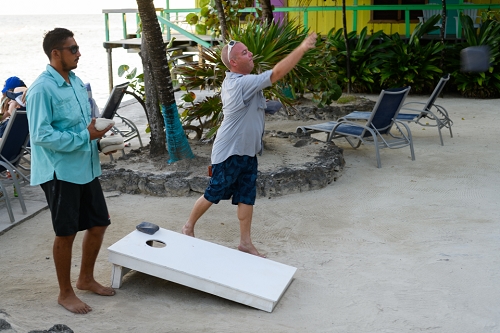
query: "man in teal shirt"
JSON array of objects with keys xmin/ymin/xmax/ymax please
[{"xmin": 27, "ymin": 28, "xmax": 115, "ymax": 314}]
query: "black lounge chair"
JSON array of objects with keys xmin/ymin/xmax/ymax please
[
  {"xmin": 101, "ymin": 82, "xmax": 143, "ymax": 148},
  {"xmin": 342, "ymin": 74, "xmax": 452, "ymax": 145},
  {"xmin": 297, "ymin": 87, "xmax": 414, "ymax": 168},
  {"xmin": 0, "ymin": 110, "xmax": 29, "ymax": 222}
]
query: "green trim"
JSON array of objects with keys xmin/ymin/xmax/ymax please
[
  {"xmin": 156, "ymin": 15, "xmax": 211, "ymax": 48},
  {"xmin": 104, "ymin": 13, "xmax": 110, "ymax": 41},
  {"xmin": 104, "ymin": 4, "xmax": 500, "ymax": 45},
  {"xmin": 122, "ymin": 13, "xmax": 127, "ymax": 39}
]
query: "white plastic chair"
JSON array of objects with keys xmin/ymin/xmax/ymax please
[
  {"xmin": 418, "ymin": 4, "xmax": 446, "ymax": 37},
  {"xmin": 455, "ymin": 2, "xmax": 481, "ymax": 35}
]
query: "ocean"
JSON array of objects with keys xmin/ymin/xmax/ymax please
[{"xmin": 0, "ymin": 14, "xmax": 146, "ymax": 106}]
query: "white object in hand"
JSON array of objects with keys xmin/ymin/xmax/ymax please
[
  {"xmin": 100, "ymin": 136, "xmax": 124, "ymax": 153},
  {"xmin": 95, "ymin": 118, "xmax": 115, "ymax": 131}
]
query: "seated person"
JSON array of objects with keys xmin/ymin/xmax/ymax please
[
  {"xmin": 1, "ymin": 76, "xmax": 26, "ymax": 123},
  {"xmin": 0, "ymin": 86, "xmax": 27, "ymax": 138}
]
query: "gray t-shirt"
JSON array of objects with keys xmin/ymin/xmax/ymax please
[{"xmin": 211, "ymin": 70, "xmax": 273, "ymax": 164}]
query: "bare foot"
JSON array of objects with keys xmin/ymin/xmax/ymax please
[
  {"xmin": 182, "ymin": 224, "xmax": 195, "ymax": 237},
  {"xmin": 58, "ymin": 293, "xmax": 92, "ymax": 314},
  {"xmin": 76, "ymin": 279, "xmax": 115, "ymax": 296},
  {"xmin": 238, "ymin": 243, "xmax": 267, "ymax": 258}
]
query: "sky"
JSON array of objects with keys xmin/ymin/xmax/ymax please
[{"xmin": 0, "ymin": 0, "xmax": 195, "ymax": 15}]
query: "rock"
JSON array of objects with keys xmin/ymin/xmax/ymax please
[
  {"xmin": 101, "ymin": 138, "xmax": 344, "ymax": 198},
  {"xmin": 28, "ymin": 324, "xmax": 74, "ymax": 333},
  {"xmin": 0, "ymin": 319, "xmax": 12, "ymax": 331}
]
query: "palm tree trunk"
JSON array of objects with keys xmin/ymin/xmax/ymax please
[
  {"xmin": 440, "ymin": 0, "xmax": 447, "ymax": 70},
  {"xmin": 342, "ymin": 0, "xmax": 352, "ymax": 93},
  {"xmin": 136, "ymin": 0, "xmax": 194, "ymax": 163},
  {"xmin": 140, "ymin": 36, "xmax": 166, "ymax": 156},
  {"xmin": 258, "ymin": 0, "xmax": 274, "ymax": 25},
  {"xmin": 214, "ymin": 0, "xmax": 228, "ymax": 42}
]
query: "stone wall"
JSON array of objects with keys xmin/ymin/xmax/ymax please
[{"xmin": 100, "ymin": 142, "xmax": 344, "ymax": 198}]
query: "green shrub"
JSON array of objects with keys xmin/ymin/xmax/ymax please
[
  {"xmin": 231, "ymin": 20, "xmax": 341, "ymax": 107},
  {"xmin": 375, "ymin": 15, "xmax": 444, "ymax": 94},
  {"xmin": 328, "ymin": 27, "xmax": 386, "ymax": 93},
  {"xmin": 174, "ymin": 20, "xmax": 342, "ymax": 139},
  {"xmin": 450, "ymin": 15, "xmax": 500, "ymax": 98}
]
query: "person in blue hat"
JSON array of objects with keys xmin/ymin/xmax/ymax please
[
  {"xmin": 1, "ymin": 76, "xmax": 26, "ymax": 97},
  {"xmin": 0, "ymin": 87, "xmax": 27, "ymax": 138},
  {"xmin": 1, "ymin": 77, "xmax": 26, "ymax": 123}
]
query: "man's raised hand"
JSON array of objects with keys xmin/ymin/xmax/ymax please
[{"xmin": 301, "ymin": 32, "xmax": 318, "ymax": 52}]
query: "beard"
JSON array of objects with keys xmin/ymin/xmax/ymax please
[{"xmin": 61, "ymin": 58, "xmax": 78, "ymax": 71}]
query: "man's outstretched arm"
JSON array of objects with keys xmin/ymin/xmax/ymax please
[{"xmin": 270, "ymin": 32, "xmax": 317, "ymax": 84}]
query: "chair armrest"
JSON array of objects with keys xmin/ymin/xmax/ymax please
[
  {"xmin": 401, "ymin": 106, "xmax": 426, "ymax": 112},
  {"xmin": 402, "ymin": 101, "xmax": 425, "ymax": 107},
  {"xmin": 334, "ymin": 119, "xmax": 372, "ymax": 132}
]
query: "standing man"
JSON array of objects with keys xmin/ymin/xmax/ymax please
[
  {"xmin": 26, "ymin": 28, "xmax": 115, "ymax": 314},
  {"xmin": 182, "ymin": 33, "xmax": 317, "ymax": 257}
]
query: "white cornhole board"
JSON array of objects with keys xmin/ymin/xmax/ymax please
[{"xmin": 108, "ymin": 228, "xmax": 297, "ymax": 312}]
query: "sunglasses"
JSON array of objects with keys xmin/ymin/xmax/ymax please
[
  {"xmin": 227, "ymin": 40, "xmax": 237, "ymax": 59},
  {"xmin": 56, "ymin": 45, "xmax": 80, "ymax": 54}
]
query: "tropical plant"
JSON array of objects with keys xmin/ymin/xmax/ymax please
[
  {"xmin": 185, "ymin": 0, "xmax": 254, "ymax": 38},
  {"xmin": 328, "ymin": 27, "xmax": 387, "ymax": 93},
  {"xmin": 117, "ymin": 64, "xmax": 149, "ymax": 120},
  {"xmin": 481, "ymin": 9, "xmax": 500, "ymax": 22},
  {"xmin": 172, "ymin": 46, "xmax": 224, "ymax": 140},
  {"xmin": 375, "ymin": 15, "xmax": 445, "ymax": 93},
  {"xmin": 174, "ymin": 20, "xmax": 341, "ymax": 139},
  {"xmin": 449, "ymin": 15, "xmax": 500, "ymax": 98},
  {"xmin": 118, "ymin": 65, "xmax": 143, "ymax": 98},
  {"xmin": 232, "ymin": 21, "xmax": 340, "ymax": 106}
]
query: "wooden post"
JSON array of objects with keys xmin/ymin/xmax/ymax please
[{"xmin": 107, "ymin": 48, "xmax": 113, "ymax": 92}]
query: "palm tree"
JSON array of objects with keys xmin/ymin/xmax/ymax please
[
  {"xmin": 440, "ymin": 0, "xmax": 447, "ymax": 69},
  {"xmin": 214, "ymin": 0, "xmax": 228, "ymax": 41},
  {"xmin": 140, "ymin": 37, "xmax": 166, "ymax": 156},
  {"xmin": 258, "ymin": 0, "xmax": 274, "ymax": 25},
  {"xmin": 342, "ymin": 0, "xmax": 352, "ymax": 93},
  {"xmin": 136, "ymin": 0, "xmax": 194, "ymax": 162}
]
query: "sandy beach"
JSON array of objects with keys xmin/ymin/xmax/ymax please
[{"xmin": 1, "ymin": 94, "xmax": 499, "ymax": 332}]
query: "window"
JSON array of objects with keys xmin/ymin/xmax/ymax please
[{"xmin": 372, "ymin": 0, "xmax": 426, "ymax": 22}]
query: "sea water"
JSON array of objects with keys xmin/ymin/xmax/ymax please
[{"xmin": 0, "ymin": 14, "xmax": 146, "ymax": 106}]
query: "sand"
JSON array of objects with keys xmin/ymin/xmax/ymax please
[{"xmin": 1, "ymin": 95, "xmax": 499, "ymax": 333}]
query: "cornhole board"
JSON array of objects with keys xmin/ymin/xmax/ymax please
[{"xmin": 107, "ymin": 228, "xmax": 297, "ymax": 312}]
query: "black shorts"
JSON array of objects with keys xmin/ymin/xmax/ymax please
[{"xmin": 40, "ymin": 176, "xmax": 110, "ymax": 237}]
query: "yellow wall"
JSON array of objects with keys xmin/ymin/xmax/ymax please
[{"xmin": 287, "ymin": 0, "xmax": 494, "ymax": 36}]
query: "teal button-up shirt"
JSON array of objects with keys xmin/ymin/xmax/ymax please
[{"xmin": 26, "ymin": 65, "xmax": 101, "ymax": 186}]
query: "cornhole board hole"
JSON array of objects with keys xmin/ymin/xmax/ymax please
[{"xmin": 108, "ymin": 228, "xmax": 297, "ymax": 312}]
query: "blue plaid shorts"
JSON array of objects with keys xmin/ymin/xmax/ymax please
[{"xmin": 204, "ymin": 155, "xmax": 258, "ymax": 205}]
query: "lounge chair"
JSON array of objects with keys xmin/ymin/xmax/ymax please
[
  {"xmin": 0, "ymin": 181, "xmax": 15, "ymax": 223},
  {"xmin": 342, "ymin": 74, "xmax": 452, "ymax": 145},
  {"xmin": 100, "ymin": 82, "xmax": 143, "ymax": 148},
  {"xmin": 87, "ymin": 82, "xmax": 143, "ymax": 161},
  {"xmin": 0, "ymin": 110, "xmax": 30, "ymax": 183},
  {"xmin": 0, "ymin": 110, "xmax": 29, "ymax": 221},
  {"xmin": 296, "ymin": 87, "xmax": 414, "ymax": 168}
]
